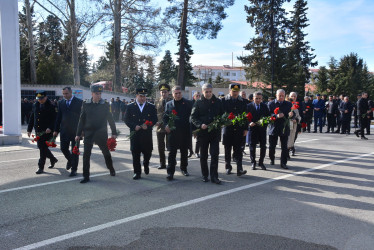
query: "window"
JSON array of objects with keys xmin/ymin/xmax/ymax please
[
  {"xmin": 232, "ymin": 73, "xmax": 236, "ymax": 76},
  {"xmin": 224, "ymin": 72, "xmax": 230, "ymax": 76}
]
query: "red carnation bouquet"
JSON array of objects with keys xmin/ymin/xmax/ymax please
[
  {"xmin": 193, "ymin": 112, "xmax": 232, "ymax": 135},
  {"xmin": 228, "ymin": 112, "xmax": 236, "ymax": 120},
  {"xmin": 45, "ymin": 137, "xmax": 57, "ymax": 148},
  {"xmin": 128, "ymin": 120, "xmax": 154, "ymax": 139},
  {"xmin": 72, "ymin": 142, "xmax": 80, "ymax": 155},
  {"xmin": 291, "ymin": 102, "xmax": 300, "ymax": 110},
  {"xmin": 231, "ymin": 112, "xmax": 249, "ymax": 127},
  {"xmin": 107, "ymin": 138, "xmax": 117, "ymax": 151},
  {"xmin": 166, "ymin": 109, "xmax": 179, "ymax": 131},
  {"xmin": 31, "ymin": 132, "xmax": 45, "ymax": 143},
  {"xmin": 301, "ymin": 122, "xmax": 307, "ymax": 129}
]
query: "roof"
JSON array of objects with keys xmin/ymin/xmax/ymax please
[
  {"xmin": 193, "ymin": 65, "xmax": 244, "ymax": 71},
  {"xmin": 231, "ymin": 81, "xmax": 317, "ymax": 93}
]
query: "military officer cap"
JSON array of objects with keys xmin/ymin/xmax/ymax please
[
  {"xmin": 229, "ymin": 83, "xmax": 240, "ymax": 92},
  {"xmin": 35, "ymin": 90, "xmax": 47, "ymax": 99},
  {"xmin": 91, "ymin": 85, "xmax": 103, "ymax": 93},
  {"xmin": 136, "ymin": 88, "xmax": 147, "ymax": 96},
  {"xmin": 159, "ymin": 83, "xmax": 171, "ymax": 92},
  {"xmin": 357, "ymin": 93, "xmax": 362, "ymax": 97},
  {"xmin": 316, "ymin": 93, "xmax": 321, "ymax": 97}
]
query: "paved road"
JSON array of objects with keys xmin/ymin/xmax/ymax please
[{"xmin": 0, "ymin": 124, "xmax": 373, "ymax": 249}]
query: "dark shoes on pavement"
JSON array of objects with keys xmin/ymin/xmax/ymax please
[
  {"xmin": 202, "ymin": 176, "xmax": 209, "ymax": 182},
  {"xmin": 133, "ymin": 173, "xmax": 141, "ymax": 180},
  {"xmin": 35, "ymin": 168, "xmax": 44, "ymax": 174},
  {"xmin": 237, "ymin": 170, "xmax": 247, "ymax": 176},
  {"xmin": 251, "ymin": 162, "xmax": 256, "ymax": 170},
  {"xmin": 211, "ymin": 177, "xmax": 221, "ymax": 184},
  {"xmin": 69, "ymin": 170, "xmax": 77, "ymax": 177},
  {"xmin": 259, "ymin": 163, "xmax": 267, "ymax": 170},
  {"xmin": 157, "ymin": 165, "xmax": 166, "ymax": 169},
  {"xmin": 280, "ymin": 163, "xmax": 289, "ymax": 169},
  {"xmin": 48, "ymin": 158, "xmax": 58, "ymax": 169},
  {"xmin": 181, "ymin": 170, "xmax": 190, "ymax": 176},
  {"xmin": 195, "ymin": 153, "xmax": 200, "ymax": 158},
  {"xmin": 144, "ymin": 166, "xmax": 149, "ymax": 175},
  {"xmin": 166, "ymin": 174, "xmax": 173, "ymax": 181},
  {"xmin": 80, "ymin": 178, "xmax": 90, "ymax": 184}
]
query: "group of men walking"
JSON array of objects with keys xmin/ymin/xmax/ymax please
[{"xmin": 26, "ymin": 83, "xmax": 372, "ymax": 185}]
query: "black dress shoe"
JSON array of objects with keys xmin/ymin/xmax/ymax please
[
  {"xmin": 270, "ymin": 160, "xmax": 275, "ymax": 165},
  {"xmin": 280, "ymin": 163, "xmax": 289, "ymax": 169},
  {"xmin": 211, "ymin": 177, "xmax": 221, "ymax": 184},
  {"xmin": 195, "ymin": 153, "xmax": 200, "ymax": 158},
  {"xmin": 226, "ymin": 168, "xmax": 232, "ymax": 175},
  {"xmin": 361, "ymin": 136, "xmax": 368, "ymax": 140},
  {"xmin": 133, "ymin": 173, "xmax": 141, "ymax": 180},
  {"xmin": 69, "ymin": 170, "xmax": 77, "ymax": 177},
  {"xmin": 354, "ymin": 130, "xmax": 359, "ymax": 137},
  {"xmin": 144, "ymin": 166, "xmax": 149, "ymax": 175},
  {"xmin": 251, "ymin": 162, "xmax": 256, "ymax": 170},
  {"xmin": 35, "ymin": 168, "xmax": 44, "ymax": 174},
  {"xmin": 259, "ymin": 164, "xmax": 267, "ymax": 170},
  {"xmin": 157, "ymin": 165, "xmax": 166, "ymax": 169},
  {"xmin": 66, "ymin": 162, "xmax": 72, "ymax": 170},
  {"xmin": 313, "ymin": 131, "xmax": 317, "ymax": 133},
  {"xmin": 110, "ymin": 170, "xmax": 116, "ymax": 176},
  {"xmin": 48, "ymin": 158, "xmax": 58, "ymax": 169},
  {"xmin": 181, "ymin": 170, "xmax": 190, "ymax": 176},
  {"xmin": 188, "ymin": 151, "xmax": 193, "ymax": 158},
  {"xmin": 166, "ymin": 174, "xmax": 173, "ymax": 181},
  {"xmin": 80, "ymin": 178, "xmax": 90, "ymax": 183},
  {"xmin": 202, "ymin": 176, "xmax": 209, "ymax": 182},
  {"xmin": 237, "ymin": 170, "xmax": 247, "ymax": 176},
  {"xmin": 325, "ymin": 131, "xmax": 330, "ymax": 133}
]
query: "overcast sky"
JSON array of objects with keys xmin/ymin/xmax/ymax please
[{"xmin": 83, "ymin": 0, "xmax": 374, "ymax": 71}]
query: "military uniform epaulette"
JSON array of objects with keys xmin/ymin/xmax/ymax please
[{"xmin": 83, "ymin": 99, "xmax": 106, "ymax": 104}]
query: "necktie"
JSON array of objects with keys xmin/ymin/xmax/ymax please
[
  {"xmin": 66, "ymin": 100, "xmax": 70, "ymax": 108},
  {"xmin": 256, "ymin": 105, "xmax": 259, "ymax": 111}
]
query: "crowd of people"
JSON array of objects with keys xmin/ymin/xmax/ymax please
[{"xmin": 25, "ymin": 84, "xmax": 373, "ymax": 184}]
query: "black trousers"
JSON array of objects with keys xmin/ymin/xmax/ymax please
[
  {"xmin": 354, "ymin": 114, "xmax": 359, "ymax": 128},
  {"xmin": 157, "ymin": 131, "xmax": 168, "ymax": 167},
  {"xmin": 60, "ymin": 137, "xmax": 79, "ymax": 171},
  {"xmin": 224, "ymin": 144, "xmax": 243, "ymax": 172},
  {"xmin": 83, "ymin": 139, "xmax": 113, "ymax": 179},
  {"xmin": 336, "ymin": 116, "xmax": 342, "ymax": 131},
  {"xmin": 131, "ymin": 150, "xmax": 152, "ymax": 175},
  {"xmin": 341, "ymin": 120, "xmax": 351, "ymax": 134},
  {"xmin": 303, "ymin": 117, "xmax": 312, "ymax": 132},
  {"xmin": 199, "ymin": 135, "xmax": 220, "ymax": 179},
  {"xmin": 269, "ymin": 134, "xmax": 288, "ymax": 165},
  {"xmin": 250, "ymin": 133, "xmax": 266, "ymax": 165},
  {"xmin": 37, "ymin": 133, "xmax": 56, "ymax": 169},
  {"xmin": 359, "ymin": 117, "xmax": 369, "ymax": 137},
  {"xmin": 167, "ymin": 144, "xmax": 188, "ymax": 176},
  {"xmin": 327, "ymin": 114, "xmax": 336, "ymax": 132}
]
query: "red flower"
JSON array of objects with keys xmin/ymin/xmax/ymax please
[
  {"xmin": 32, "ymin": 135, "xmax": 35, "ymax": 138},
  {"xmin": 246, "ymin": 112, "xmax": 253, "ymax": 122},
  {"xmin": 45, "ymin": 141, "xmax": 51, "ymax": 147},
  {"xmin": 228, "ymin": 112, "xmax": 235, "ymax": 120},
  {"xmin": 107, "ymin": 138, "xmax": 117, "ymax": 151},
  {"xmin": 172, "ymin": 109, "xmax": 177, "ymax": 115},
  {"xmin": 51, "ymin": 142, "xmax": 57, "ymax": 148},
  {"xmin": 301, "ymin": 122, "xmax": 307, "ymax": 128},
  {"xmin": 145, "ymin": 120, "xmax": 153, "ymax": 126},
  {"xmin": 306, "ymin": 106, "xmax": 310, "ymax": 109},
  {"xmin": 72, "ymin": 146, "xmax": 80, "ymax": 155},
  {"xmin": 271, "ymin": 116, "xmax": 277, "ymax": 121},
  {"xmin": 274, "ymin": 107, "xmax": 280, "ymax": 115}
]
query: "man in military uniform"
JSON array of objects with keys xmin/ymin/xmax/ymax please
[
  {"xmin": 247, "ymin": 92, "xmax": 270, "ymax": 170},
  {"xmin": 154, "ymin": 83, "xmax": 172, "ymax": 170},
  {"xmin": 222, "ymin": 83, "xmax": 248, "ymax": 176},
  {"xmin": 75, "ymin": 85, "xmax": 117, "ymax": 183},
  {"xmin": 191, "ymin": 84, "xmax": 224, "ymax": 184},
  {"xmin": 124, "ymin": 88, "xmax": 158, "ymax": 180},
  {"xmin": 355, "ymin": 92, "xmax": 370, "ymax": 140},
  {"xmin": 268, "ymin": 89, "xmax": 293, "ymax": 169},
  {"xmin": 353, "ymin": 94, "xmax": 361, "ymax": 128},
  {"xmin": 163, "ymin": 86, "xmax": 193, "ymax": 180},
  {"xmin": 54, "ymin": 87, "xmax": 83, "ymax": 177},
  {"xmin": 27, "ymin": 90, "xmax": 58, "ymax": 174}
]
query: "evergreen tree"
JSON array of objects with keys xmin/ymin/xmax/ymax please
[
  {"xmin": 158, "ymin": 50, "xmax": 177, "ymax": 85},
  {"xmin": 287, "ymin": 0, "xmax": 317, "ymax": 94},
  {"xmin": 239, "ymin": 0, "xmax": 290, "ymax": 95},
  {"xmin": 123, "ymin": 36, "xmax": 138, "ymax": 94},
  {"xmin": 175, "ymin": 30, "xmax": 197, "ymax": 87},
  {"xmin": 37, "ymin": 51, "xmax": 73, "ymax": 85},
  {"xmin": 314, "ymin": 66, "xmax": 329, "ymax": 94}
]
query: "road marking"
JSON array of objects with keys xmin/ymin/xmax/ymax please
[
  {"xmin": 295, "ymin": 138, "xmax": 319, "ymax": 143},
  {"xmin": 14, "ymin": 151, "xmax": 374, "ymax": 250}
]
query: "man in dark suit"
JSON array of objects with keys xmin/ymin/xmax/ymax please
[
  {"xmin": 302, "ymin": 96, "xmax": 313, "ymax": 132},
  {"xmin": 53, "ymin": 87, "xmax": 83, "ymax": 176},
  {"xmin": 124, "ymin": 88, "xmax": 158, "ymax": 180},
  {"xmin": 247, "ymin": 91, "xmax": 270, "ymax": 170},
  {"xmin": 75, "ymin": 85, "xmax": 117, "ymax": 183},
  {"xmin": 355, "ymin": 92, "xmax": 370, "ymax": 140},
  {"xmin": 338, "ymin": 96, "xmax": 353, "ymax": 135},
  {"xmin": 190, "ymin": 84, "xmax": 224, "ymax": 184},
  {"xmin": 163, "ymin": 86, "xmax": 193, "ymax": 180},
  {"xmin": 326, "ymin": 95, "xmax": 338, "ymax": 133},
  {"xmin": 27, "ymin": 90, "xmax": 58, "ymax": 174},
  {"xmin": 222, "ymin": 83, "xmax": 248, "ymax": 176},
  {"xmin": 267, "ymin": 89, "xmax": 293, "ymax": 169}
]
